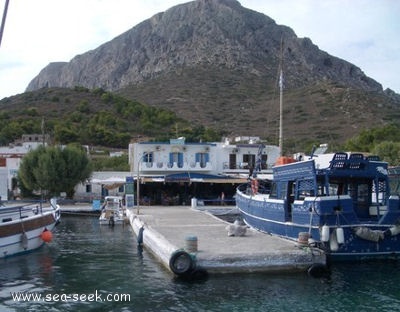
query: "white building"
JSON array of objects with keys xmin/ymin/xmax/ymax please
[
  {"xmin": 0, "ymin": 138, "xmax": 47, "ymax": 200},
  {"xmin": 129, "ymin": 137, "xmax": 279, "ymax": 182},
  {"xmin": 125, "ymin": 138, "xmax": 280, "ymax": 205},
  {"xmin": 73, "ymin": 171, "xmax": 130, "ymax": 202}
]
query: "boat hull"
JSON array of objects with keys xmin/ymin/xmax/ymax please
[
  {"xmin": 0, "ymin": 205, "xmax": 60, "ymax": 258},
  {"xmin": 237, "ymin": 191, "xmax": 400, "ymax": 262}
]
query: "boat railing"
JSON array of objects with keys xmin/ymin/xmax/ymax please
[
  {"xmin": 329, "ymin": 152, "xmax": 379, "ymax": 171},
  {"xmin": 237, "ymin": 181, "xmax": 270, "ymax": 195},
  {"xmin": 223, "ymin": 162, "xmax": 269, "ymax": 170},
  {"xmin": 0, "ymin": 203, "xmax": 43, "ymax": 223}
]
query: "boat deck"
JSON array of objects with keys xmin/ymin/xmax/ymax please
[{"xmin": 126, "ymin": 205, "xmax": 325, "ymax": 275}]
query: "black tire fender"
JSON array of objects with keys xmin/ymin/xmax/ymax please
[{"xmin": 169, "ymin": 250, "xmax": 195, "ymax": 276}]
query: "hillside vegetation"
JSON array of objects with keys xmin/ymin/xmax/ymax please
[
  {"xmin": 118, "ymin": 68, "xmax": 400, "ymax": 151},
  {"xmin": 0, "ymin": 87, "xmax": 221, "ymax": 148},
  {"xmin": 1, "ymin": 86, "xmax": 400, "ymax": 166}
]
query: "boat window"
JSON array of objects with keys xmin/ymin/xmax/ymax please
[
  {"xmin": 357, "ymin": 183, "xmax": 369, "ymax": 203},
  {"xmin": 328, "ymin": 183, "xmax": 345, "ymax": 196},
  {"xmin": 315, "ymin": 177, "xmax": 326, "ymax": 196},
  {"xmin": 269, "ymin": 183, "xmax": 278, "ymax": 198},
  {"xmin": 279, "ymin": 182, "xmax": 287, "ymax": 200},
  {"xmin": 286, "ymin": 181, "xmax": 294, "ymax": 222},
  {"xmin": 316, "ymin": 183, "xmax": 325, "ymax": 196},
  {"xmin": 348, "ymin": 181, "xmax": 370, "ymax": 202},
  {"xmin": 348, "ymin": 180, "xmax": 371, "ymax": 218}
]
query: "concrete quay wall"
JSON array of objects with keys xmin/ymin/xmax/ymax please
[{"xmin": 126, "ymin": 206, "xmax": 326, "ymax": 275}]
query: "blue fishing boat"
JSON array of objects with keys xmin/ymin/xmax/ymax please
[{"xmin": 236, "ymin": 151, "xmax": 400, "ymax": 261}]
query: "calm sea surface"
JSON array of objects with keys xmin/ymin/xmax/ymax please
[{"xmin": 1, "ymin": 215, "xmax": 400, "ymax": 312}]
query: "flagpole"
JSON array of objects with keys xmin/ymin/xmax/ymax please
[{"xmin": 278, "ymin": 37, "xmax": 284, "ymax": 157}]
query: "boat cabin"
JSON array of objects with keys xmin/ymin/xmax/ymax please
[{"xmin": 270, "ymin": 152, "xmax": 390, "ymax": 222}]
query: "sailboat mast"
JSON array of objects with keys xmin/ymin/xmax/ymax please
[
  {"xmin": 278, "ymin": 69, "xmax": 283, "ymax": 156},
  {"xmin": 0, "ymin": 0, "xmax": 10, "ymax": 48},
  {"xmin": 278, "ymin": 38, "xmax": 284, "ymax": 156}
]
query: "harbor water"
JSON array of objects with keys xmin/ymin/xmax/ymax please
[{"xmin": 1, "ymin": 215, "xmax": 400, "ymax": 311}]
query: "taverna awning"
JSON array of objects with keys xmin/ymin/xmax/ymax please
[
  {"xmin": 91, "ymin": 177, "xmax": 126, "ymax": 190},
  {"xmin": 90, "ymin": 173, "xmax": 248, "ymax": 187},
  {"xmin": 162, "ymin": 173, "xmax": 247, "ymax": 184}
]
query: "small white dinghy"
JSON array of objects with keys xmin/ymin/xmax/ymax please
[{"xmin": 99, "ymin": 196, "xmax": 125, "ymax": 226}]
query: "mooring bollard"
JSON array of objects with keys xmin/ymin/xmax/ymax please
[{"xmin": 185, "ymin": 235, "xmax": 198, "ymax": 252}]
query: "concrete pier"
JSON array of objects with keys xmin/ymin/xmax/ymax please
[{"xmin": 126, "ymin": 206, "xmax": 326, "ymax": 275}]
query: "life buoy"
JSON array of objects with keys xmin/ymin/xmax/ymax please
[
  {"xmin": 251, "ymin": 179, "xmax": 259, "ymax": 195},
  {"xmin": 169, "ymin": 250, "xmax": 195, "ymax": 276}
]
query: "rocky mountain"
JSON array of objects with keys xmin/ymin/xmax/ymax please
[
  {"xmin": 26, "ymin": 0, "xmax": 400, "ymax": 150},
  {"xmin": 27, "ymin": 0, "xmax": 382, "ymax": 92}
]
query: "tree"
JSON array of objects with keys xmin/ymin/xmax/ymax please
[
  {"xmin": 54, "ymin": 124, "xmax": 80, "ymax": 144},
  {"xmin": 18, "ymin": 145, "xmax": 92, "ymax": 199},
  {"xmin": 344, "ymin": 124, "xmax": 400, "ymax": 152},
  {"xmin": 373, "ymin": 141, "xmax": 400, "ymax": 166},
  {"xmin": 343, "ymin": 124, "xmax": 400, "ymax": 165}
]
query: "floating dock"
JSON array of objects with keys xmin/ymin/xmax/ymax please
[{"xmin": 126, "ymin": 206, "xmax": 326, "ymax": 276}]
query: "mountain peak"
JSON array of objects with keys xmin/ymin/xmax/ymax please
[{"xmin": 26, "ymin": 0, "xmax": 381, "ymax": 93}]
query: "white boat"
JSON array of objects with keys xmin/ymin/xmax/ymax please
[
  {"xmin": 0, "ymin": 199, "xmax": 61, "ymax": 258},
  {"xmin": 99, "ymin": 196, "xmax": 125, "ymax": 225}
]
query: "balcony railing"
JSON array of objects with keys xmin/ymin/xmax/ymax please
[{"xmin": 139, "ymin": 161, "xmax": 212, "ymax": 172}]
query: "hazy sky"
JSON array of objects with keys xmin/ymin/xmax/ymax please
[{"xmin": 0, "ymin": 0, "xmax": 399, "ymax": 100}]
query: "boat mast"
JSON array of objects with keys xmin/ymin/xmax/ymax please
[
  {"xmin": 278, "ymin": 38, "xmax": 284, "ymax": 156},
  {"xmin": 0, "ymin": 0, "xmax": 10, "ymax": 48}
]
